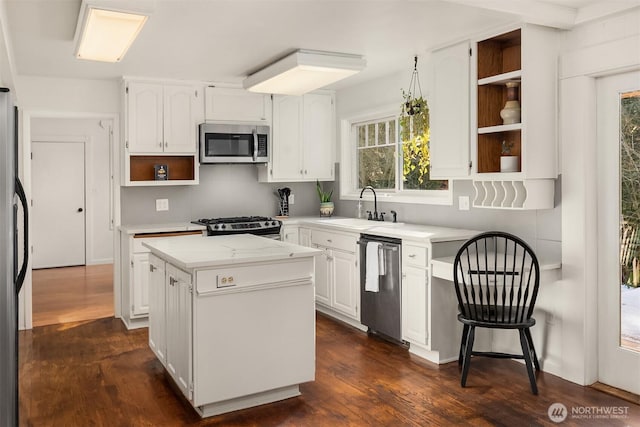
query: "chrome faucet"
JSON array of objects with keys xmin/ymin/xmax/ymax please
[{"xmin": 359, "ymin": 186, "xmax": 382, "ymax": 221}]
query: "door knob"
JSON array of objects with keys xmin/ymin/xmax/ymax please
[{"xmin": 77, "ymin": 208, "xmax": 83, "ymax": 212}]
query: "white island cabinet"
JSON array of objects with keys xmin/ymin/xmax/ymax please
[{"xmin": 143, "ymin": 234, "xmax": 320, "ymax": 418}]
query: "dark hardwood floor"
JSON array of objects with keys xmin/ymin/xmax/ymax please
[{"xmin": 19, "ymin": 313, "xmax": 640, "ymax": 426}]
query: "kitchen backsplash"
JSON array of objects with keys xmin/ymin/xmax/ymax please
[{"xmin": 120, "ymin": 164, "xmax": 321, "ymax": 224}]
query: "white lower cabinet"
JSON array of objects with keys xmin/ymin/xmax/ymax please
[
  {"xmin": 299, "ymin": 227, "xmax": 311, "ymax": 247},
  {"xmin": 402, "ymin": 243, "xmax": 430, "ymax": 346},
  {"xmin": 131, "ymin": 253, "xmax": 150, "ymax": 316},
  {"xmin": 147, "ymin": 256, "xmax": 193, "ymax": 400},
  {"xmin": 281, "ymin": 224, "xmax": 300, "ymax": 243},
  {"xmin": 402, "ymin": 265, "xmax": 428, "ymax": 345},
  {"xmin": 148, "ymin": 254, "xmax": 166, "ymax": 364},
  {"xmin": 120, "ymin": 229, "xmax": 202, "ymax": 329},
  {"xmin": 309, "ymin": 228, "xmax": 360, "ymax": 321},
  {"xmin": 165, "ymin": 263, "xmax": 193, "ymax": 400},
  {"xmin": 313, "ymin": 245, "xmax": 331, "ymax": 306},
  {"xmin": 331, "ymin": 250, "xmax": 359, "ymax": 318}
]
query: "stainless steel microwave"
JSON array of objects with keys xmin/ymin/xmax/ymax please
[{"xmin": 199, "ymin": 123, "xmax": 269, "ymax": 164}]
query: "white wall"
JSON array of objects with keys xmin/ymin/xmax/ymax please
[
  {"xmin": 31, "ymin": 117, "xmax": 114, "ymax": 264},
  {"xmin": 334, "ymin": 65, "xmax": 565, "ymax": 376},
  {"xmin": 15, "ymin": 76, "xmax": 119, "ymax": 113}
]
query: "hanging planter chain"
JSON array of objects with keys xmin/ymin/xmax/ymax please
[{"xmin": 404, "ymin": 55, "xmax": 423, "ymax": 116}]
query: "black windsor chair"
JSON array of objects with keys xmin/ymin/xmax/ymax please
[{"xmin": 453, "ymin": 231, "xmax": 541, "ymax": 394}]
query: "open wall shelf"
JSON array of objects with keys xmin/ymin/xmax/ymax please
[{"xmin": 129, "ymin": 155, "xmax": 196, "ymax": 182}]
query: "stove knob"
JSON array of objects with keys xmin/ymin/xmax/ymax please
[
  {"xmin": 265, "ymin": 222, "xmax": 270, "ymax": 226},
  {"xmin": 220, "ymin": 224, "xmax": 226, "ymax": 229},
  {"xmin": 271, "ymin": 221, "xmax": 277, "ymax": 226},
  {"xmin": 213, "ymin": 224, "xmax": 220, "ymax": 230}
]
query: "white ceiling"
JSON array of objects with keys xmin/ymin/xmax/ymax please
[{"xmin": 3, "ymin": 0, "xmax": 634, "ymax": 91}]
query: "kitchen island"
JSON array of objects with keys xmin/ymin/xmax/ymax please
[{"xmin": 143, "ymin": 234, "xmax": 320, "ymax": 417}]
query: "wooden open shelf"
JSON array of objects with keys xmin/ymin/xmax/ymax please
[
  {"xmin": 477, "ymin": 83, "xmax": 522, "ymax": 128},
  {"xmin": 476, "ymin": 28, "xmax": 522, "ymax": 175},
  {"xmin": 477, "ymin": 131, "xmax": 521, "ymax": 174},
  {"xmin": 477, "ymin": 29, "xmax": 521, "ymax": 79},
  {"xmin": 130, "ymin": 155, "xmax": 196, "ymax": 182}
]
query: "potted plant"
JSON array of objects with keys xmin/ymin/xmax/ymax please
[
  {"xmin": 316, "ymin": 180, "xmax": 334, "ymax": 217},
  {"xmin": 500, "ymin": 140, "xmax": 519, "ymax": 173}
]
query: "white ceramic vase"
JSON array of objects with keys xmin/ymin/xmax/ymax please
[{"xmin": 500, "ymin": 82, "xmax": 521, "ymax": 125}]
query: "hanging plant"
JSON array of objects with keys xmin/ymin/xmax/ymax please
[
  {"xmin": 401, "ymin": 56, "xmax": 425, "ymax": 117},
  {"xmin": 400, "ymin": 55, "xmax": 435, "ymax": 188}
]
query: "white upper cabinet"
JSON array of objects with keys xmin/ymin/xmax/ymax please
[
  {"xmin": 126, "ymin": 81, "xmax": 200, "ymax": 154},
  {"xmin": 471, "ymin": 25, "xmax": 559, "ymax": 209},
  {"xmin": 164, "ymin": 85, "xmax": 200, "ymax": 154},
  {"xmin": 123, "ymin": 79, "xmax": 202, "ymax": 186},
  {"xmin": 271, "ymin": 95, "xmax": 304, "ymax": 181},
  {"xmin": 204, "ymin": 86, "xmax": 272, "ymax": 123},
  {"xmin": 127, "ymin": 82, "xmax": 164, "ymax": 153},
  {"xmin": 259, "ymin": 92, "xmax": 335, "ymax": 183},
  {"xmin": 428, "ymin": 25, "xmax": 559, "ymax": 209},
  {"xmin": 429, "ymin": 41, "xmax": 471, "ymax": 179},
  {"xmin": 303, "ymin": 93, "xmax": 334, "ymax": 180}
]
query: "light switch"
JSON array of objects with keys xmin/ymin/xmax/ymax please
[
  {"xmin": 156, "ymin": 199, "xmax": 169, "ymax": 211},
  {"xmin": 458, "ymin": 196, "xmax": 470, "ymax": 211}
]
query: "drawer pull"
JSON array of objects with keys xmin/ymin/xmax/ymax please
[
  {"xmin": 408, "ymin": 254, "xmax": 416, "ymax": 258},
  {"xmin": 327, "ymin": 239, "xmax": 332, "ymax": 243}
]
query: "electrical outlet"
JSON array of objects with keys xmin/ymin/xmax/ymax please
[
  {"xmin": 155, "ymin": 199, "xmax": 169, "ymax": 211},
  {"xmin": 289, "ymin": 194, "xmax": 295, "ymax": 205},
  {"xmin": 458, "ymin": 196, "xmax": 470, "ymax": 211}
]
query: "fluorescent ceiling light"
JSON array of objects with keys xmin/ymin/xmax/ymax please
[
  {"xmin": 74, "ymin": 1, "xmax": 149, "ymax": 63},
  {"xmin": 243, "ymin": 50, "xmax": 366, "ymax": 96}
]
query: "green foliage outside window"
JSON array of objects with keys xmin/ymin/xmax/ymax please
[{"xmin": 400, "ymin": 97, "xmax": 448, "ymax": 190}]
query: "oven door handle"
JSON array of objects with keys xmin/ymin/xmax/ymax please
[{"xmin": 252, "ymin": 128, "xmax": 258, "ymax": 162}]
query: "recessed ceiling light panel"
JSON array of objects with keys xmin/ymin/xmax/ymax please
[
  {"xmin": 74, "ymin": 0, "xmax": 151, "ymax": 63},
  {"xmin": 243, "ymin": 50, "xmax": 366, "ymax": 96}
]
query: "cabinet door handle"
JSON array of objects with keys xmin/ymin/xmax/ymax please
[
  {"xmin": 304, "ymin": 169, "xmax": 307, "ymax": 174},
  {"xmin": 169, "ymin": 277, "xmax": 177, "ymax": 286},
  {"xmin": 159, "ymin": 141, "xmax": 163, "ymax": 147},
  {"xmin": 300, "ymin": 169, "xmax": 303, "ymax": 175},
  {"xmin": 327, "ymin": 239, "xmax": 332, "ymax": 243},
  {"xmin": 164, "ymin": 141, "xmax": 168, "ymax": 148},
  {"xmin": 149, "ymin": 264, "xmax": 156, "ymax": 272},
  {"xmin": 408, "ymin": 254, "xmax": 416, "ymax": 258}
]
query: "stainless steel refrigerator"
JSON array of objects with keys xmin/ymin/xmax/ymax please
[{"xmin": 0, "ymin": 88, "xmax": 28, "ymax": 426}]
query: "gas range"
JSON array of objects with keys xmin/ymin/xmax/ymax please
[{"xmin": 192, "ymin": 216, "xmax": 282, "ymax": 238}]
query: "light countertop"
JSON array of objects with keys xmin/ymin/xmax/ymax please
[
  {"xmin": 119, "ymin": 222, "xmax": 206, "ymax": 235},
  {"xmin": 280, "ymin": 216, "xmax": 481, "ymax": 243},
  {"xmin": 143, "ymin": 234, "xmax": 321, "ymax": 270}
]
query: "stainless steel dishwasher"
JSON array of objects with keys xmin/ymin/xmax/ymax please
[{"xmin": 358, "ymin": 233, "xmax": 403, "ymax": 343}]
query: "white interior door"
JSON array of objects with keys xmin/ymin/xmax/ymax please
[
  {"xmin": 597, "ymin": 71, "xmax": 640, "ymax": 394},
  {"xmin": 31, "ymin": 141, "xmax": 85, "ymax": 269}
]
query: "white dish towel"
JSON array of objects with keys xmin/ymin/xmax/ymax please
[{"xmin": 365, "ymin": 242, "xmax": 382, "ymax": 292}]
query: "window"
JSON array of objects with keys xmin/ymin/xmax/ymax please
[{"xmin": 343, "ymin": 104, "xmax": 449, "ymax": 205}]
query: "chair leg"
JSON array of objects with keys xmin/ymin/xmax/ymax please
[
  {"xmin": 458, "ymin": 324, "xmax": 470, "ymax": 368},
  {"xmin": 524, "ymin": 328, "xmax": 540, "ymax": 371},
  {"xmin": 519, "ymin": 329, "xmax": 538, "ymax": 395},
  {"xmin": 460, "ymin": 326, "xmax": 475, "ymax": 387}
]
